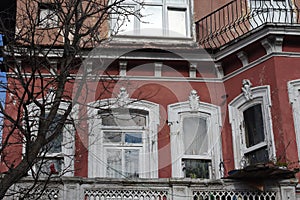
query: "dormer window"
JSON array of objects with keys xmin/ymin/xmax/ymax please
[{"xmin": 112, "ymin": 0, "xmax": 191, "ymax": 37}]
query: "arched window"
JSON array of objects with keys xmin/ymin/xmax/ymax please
[
  {"xmin": 26, "ymin": 101, "xmax": 75, "ymax": 176},
  {"xmin": 168, "ymin": 90, "xmax": 222, "ymax": 179},
  {"xmin": 229, "ymin": 80, "xmax": 275, "ymax": 168},
  {"xmin": 87, "ymin": 89, "xmax": 159, "ymax": 178}
]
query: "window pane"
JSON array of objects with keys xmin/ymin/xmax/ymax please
[
  {"xmin": 101, "ymin": 109, "xmax": 147, "ymax": 127},
  {"xmin": 183, "ymin": 117, "xmax": 208, "ymax": 155},
  {"xmin": 38, "ymin": 158, "xmax": 62, "ymax": 176},
  {"xmin": 183, "ymin": 159, "xmax": 210, "ymax": 179},
  {"xmin": 103, "ymin": 132, "xmax": 122, "ymax": 143},
  {"xmin": 168, "ymin": 9, "xmax": 187, "ymax": 37},
  {"xmin": 106, "ymin": 149, "xmax": 122, "ymax": 178},
  {"xmin": 245, "ymin": 147, "xmax": 269, "ymax": 165},
  {"xmin": 47, "ymin": 132, "xmax": 63, "ymax": 154},
  {"xmin": 114, "ymin": 6, "xmax": 135, "ymax": 35},
  {"xmin": 45, "ymin": 114, "xmax": 63, "ymax": 154},
  {"xmin": 125, "ymin": 133, "xmax": 142, "ymax": 143},
  {"xmin": 125, "ymin": 149, "xmax": 139, "ymax": 178},
  {"xmin": 39, "ymin": 8, "xmax": 58, "ymax": 28},
  {"xmin": 166, "ymin": 0, "xmax": 187, "ymax": 3},
  {"xmin": 243, "ymin": 104, "xmax": 265, "ymax": 148},
  {"xmin": 140, "ymin": 6, "xmax": 163, "ymax": 36}
]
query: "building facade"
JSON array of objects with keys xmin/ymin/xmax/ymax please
[{"xmin": 1, "ymin": 0, "xmax": 300, "ymax": 199}]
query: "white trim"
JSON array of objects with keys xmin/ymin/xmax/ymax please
[
  {"xmin": 26, "ymin": 101, "xmax": 75, "ymax": 176},
  {"xmin": 87, "ymin": 98, "xmax": 160, "ymax": 178},
  {"xmin": 288, "ymin": 79, "xmax": 300, "ymax": 161},
  {"xmin": 168, "ymin": 99, "xmax": 222, "ymax": 179},
  {"xmin": 228, "ymin": 85, "xmax": 276, "ymax": 169}
]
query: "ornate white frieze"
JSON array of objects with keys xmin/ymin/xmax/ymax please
[
  {"xmin": 189, "ymin": 89, "xmax": 200, "ymax": 111},
  {"xmin": 242, "ymin": 79, "xmax": 253, "ymax": 101}
]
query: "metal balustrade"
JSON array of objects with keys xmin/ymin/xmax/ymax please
[{"xmin": 195, "ymin": 0, "xmax": 300, "ymax": 50}]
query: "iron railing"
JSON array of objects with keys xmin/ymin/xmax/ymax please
[{"xmin": 195, "ymin": 0, "xmax": 300, "ymax": 50}]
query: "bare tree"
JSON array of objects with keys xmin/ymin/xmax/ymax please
[{"xmin": 0, "ymin": 0, "xmax": 143, "ymax": 198}]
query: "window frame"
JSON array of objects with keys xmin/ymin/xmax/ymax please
[
  {"xmin": 37, "ymin": 3, "xmax": 59, "ymax": 28},
  {"xmin": 168, "ymin": 99, "xmax": 222, "ymax": 179},
  {"xmin": 288, "ymin": 79, "xmax": 300, "ymax": 161},
  {"xmin": 26, "ymin": 101, "xmax": 75, "ymax": 176},
  {"xmin": 229, "ymin": 85, "xmax": 275, "ymax": 169},
  {"xmin": 87, "ymin": 99, "xmax": 160, "ymax": 178},
  {"xmin": 111, "ymin": 0, "xmax": 192, "ymax": 38}
]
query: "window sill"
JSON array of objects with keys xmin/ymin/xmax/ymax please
[{"xmin": 110, "ymin": 35, "xmax": 197, "ymax": 46}]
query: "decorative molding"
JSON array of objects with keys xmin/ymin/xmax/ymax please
[
  {"xmin": 119, "ymin": 61, "xmax": 127, "ymax": 76},
  {"xmin": 215, "ymin": 62, "xmax": 224, "ymax": 78},
  {"xmin": 236, "ymin": 51, "xmax": 249, "ymax": 67},
  {"xmin": 117, "ymin": 87, "xmax": 129, "ymax": 107},
  {"xmin": 188, "ymin": 90, "xmax": 200, "ymax": 111},
  {"xmin": 261, "ymin": 35, "xmax": 284, "ymax": 54},
  {"xmin": 45, "ymin": 87, "xmax": 56, "ymax": 103},
  {"xmin": 84, "ymin": 61, "xmax": 93, "ymax": 74},
  {"xmin": 242, "ymin": 79, "xmax": 253, "ymax": 101},
  {"xmin": 213, "ymin": 25, "xmax": 296, "ymax": 61},
  {"xmin": 154, "ymin": 62, "xmax": 162, "ymax": 77},
  {"xmin": 189, "ymin": 63, "xmax": 197, "ymax": 78}
]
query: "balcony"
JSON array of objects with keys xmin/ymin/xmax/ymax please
[
  {"xmin": 4, "ymin": 177, "xmax": 297, "ymax": 199},
  {"xmin": 195, "ymin": 0, "xmax": 300, "ymax": 51}
]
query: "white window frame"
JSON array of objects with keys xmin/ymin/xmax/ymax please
[
  {"xmin": 168, "ymin": 101, "xmax": 222, "ymax": 179},
  {"xmin": 229, "ymin": 85, "xmax": 276, "ymax": 169},
  {"xmin": 288, "ymin": 79, "xmax": 300, "ymax": 160},
  {"xmin": 112, "ymin": 0, "xmax": 192, "ymax": 38},
  {"xmin": 87, "ymin": 99, "xmax": 159, "ymax": 178},
  {"xmin": 26, "ymin": 101, "xmax": 75, "ymax": 176}
]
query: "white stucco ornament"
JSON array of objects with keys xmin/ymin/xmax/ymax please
[
  {"xmin": 117, "ymin": 87, "xmax": 129, "ymax": 107},
  {"xmin": 242, "ymin": 79, "xmax": 253, "ymax": 101},
  {"xmin": 189, "ymin": 89, "xmax": 200, "ymax": 111}
]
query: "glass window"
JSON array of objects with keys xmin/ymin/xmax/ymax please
[
  {"xmin": 114, "ymin": 0, "xmax": 190, "ymax": 37},
  {"xmin": 140, "ymin": 6, "xmax": 163, "ymax": 36},
  {"xmin": 100, "ymin": 109, "xmax": 147, "ymax": 127},
  {"xmin": 243, "ymin": 104, "xmax": 269, "ymax": 165},
  {"xmin": 243, "ymin": 104, "xmax": 265, "ymax": 148},
  {"xmin": 38, "ymin": 3, "xmax": 59, "ymax": 28},
  {"xmin": 183, "ymin": 159, "xmax": 210, "ymax": 178},
  {"xmin": 106, "ymin": 148, "xmax": 141, "ymax": 178},
  {"xmin": 106, "ymin": 149, "xmax": 122, "ymax": 178},
  {"xmin": 101, "ymin": 108, "xmax": 147, "ymax": 178},
  {"xmin": 183, "ymin": 117, "xmax": 208, "ymax": 155},
  {"xmin": 167, "ymin": 8, "xmax": 187, "ymax": 37},
  {"xmin": 245, "ymin": 147, "xmax": 269, "ymax": 165},
  {"xmin": 38, "ymin": 114, "xmax": 64, "ymax": 176},
  {"xmin": 182, "ymin": 116, "xmax": 211, "ymax": 178}
]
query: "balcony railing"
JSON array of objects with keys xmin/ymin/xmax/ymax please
[
  {"xmin": 195, "ymin": 0, "xmax": 300, "ymax": 50},
  {"xmin": 4, "ymin": 177, "xmax": 297, "ymax": 200}
]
